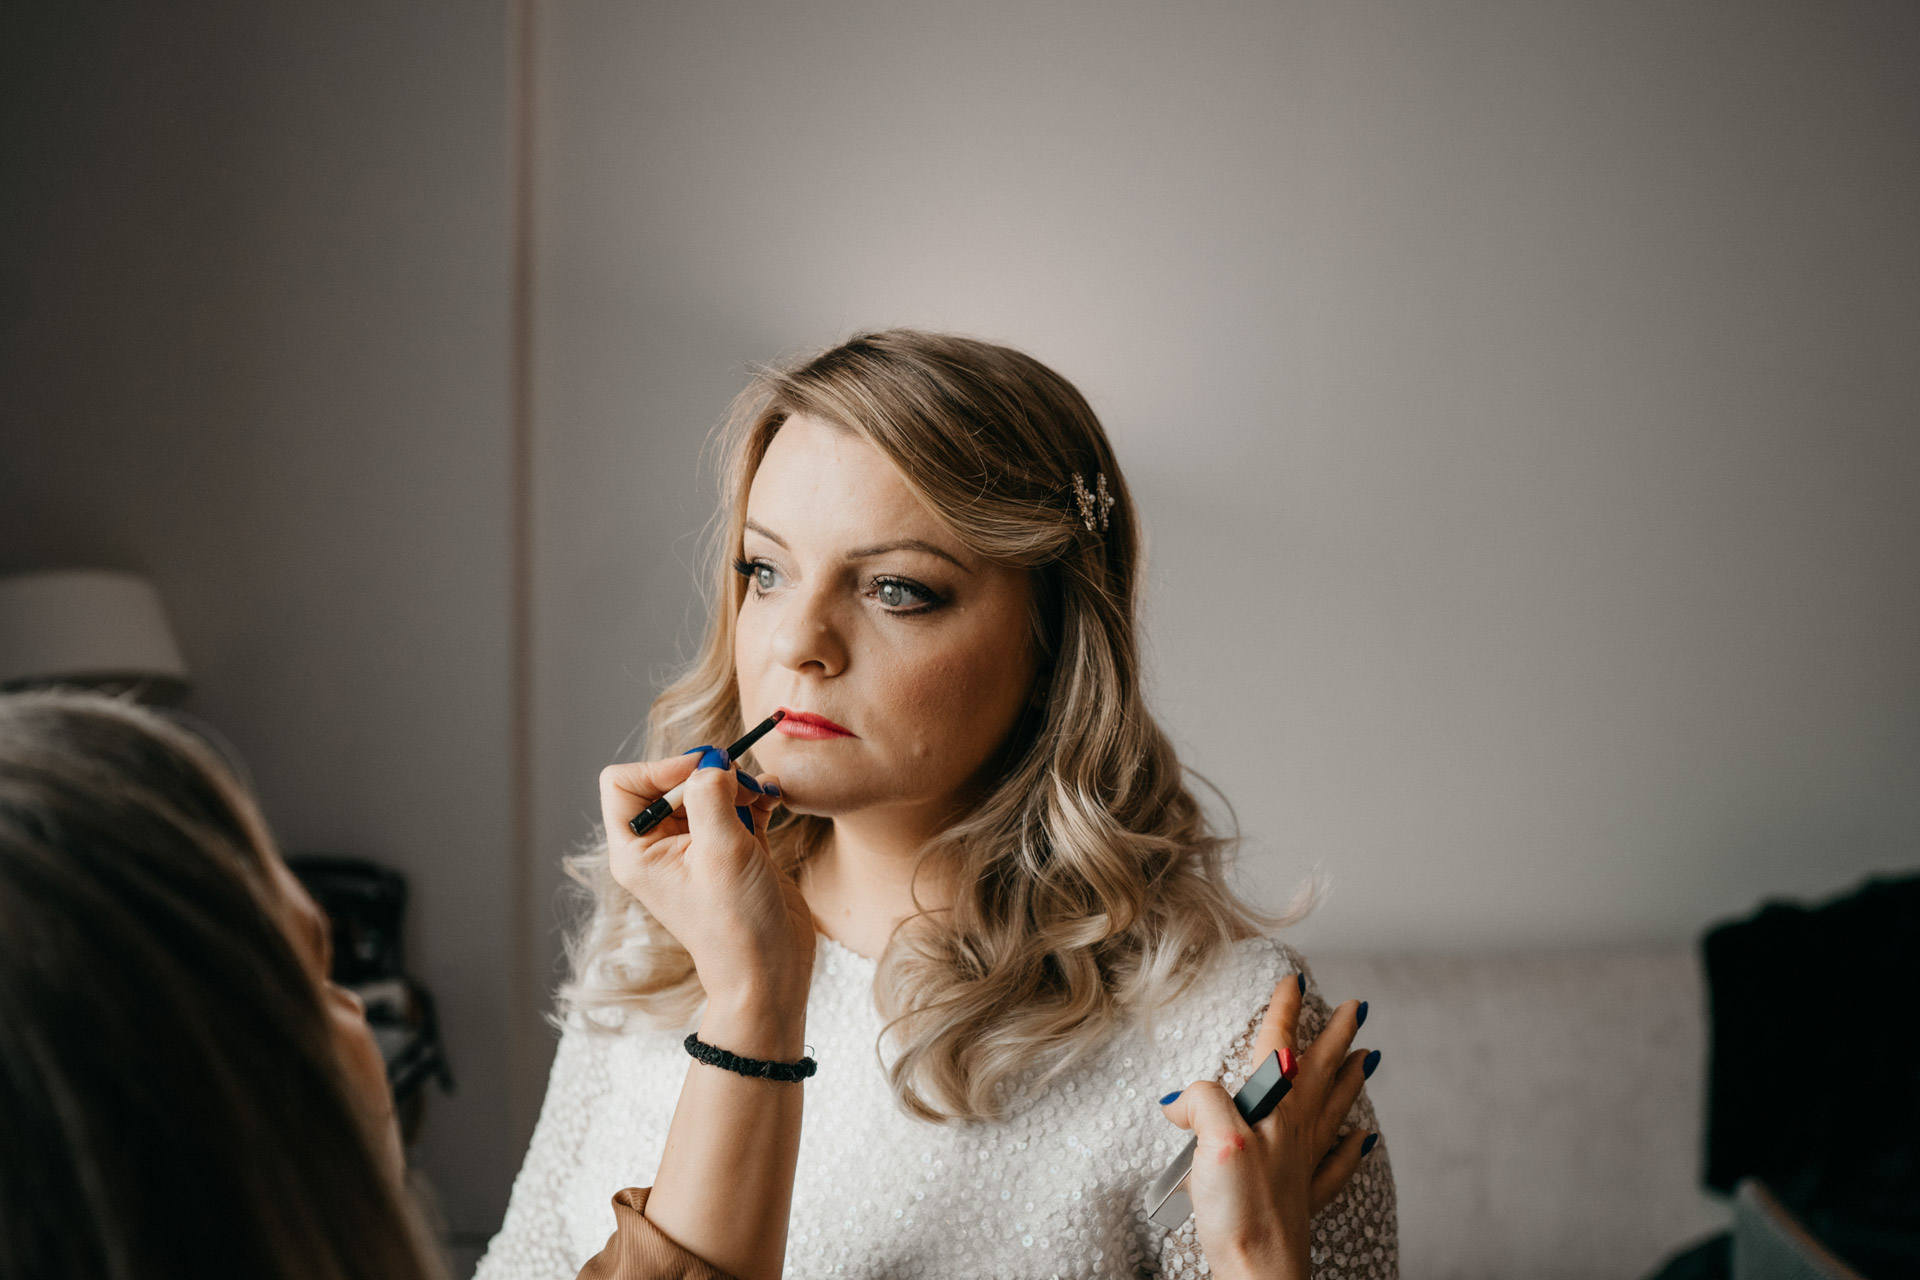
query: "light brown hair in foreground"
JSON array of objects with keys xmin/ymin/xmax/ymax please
[
  {"xmin": 564, "ymin": 329, "xmax": 1282, "ymax": 1122},
  {"xmin": 0, "ymin": 691, "xmax": 442, "ymax": 1280}
]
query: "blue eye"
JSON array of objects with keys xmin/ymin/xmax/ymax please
[
  {"xmin": 732, "ymin": 559, "xmax": 779, "ymax": 595},
  {"xmin": 872, "ymin": 577, "xmax": 941, "ymax": 613}
]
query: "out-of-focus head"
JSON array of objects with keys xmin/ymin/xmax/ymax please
[{"xmin": 0, "ymin": 691, "xmax": 438, "ymax": 1280}]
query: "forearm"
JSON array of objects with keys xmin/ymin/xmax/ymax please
[{"xmin": 641, "ymin": 994, "xmax": 807, "ymax": 1280}]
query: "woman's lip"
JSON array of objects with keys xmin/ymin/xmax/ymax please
[{"xmin": 775, "ymin": 709, "xmax": 856, "ymax": 739}]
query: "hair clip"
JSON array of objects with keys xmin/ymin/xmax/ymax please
[{"xmin": 1071, "ymin": 472, "xmax": 1116, "ymax": 532}]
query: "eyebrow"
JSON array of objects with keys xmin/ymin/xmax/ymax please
[{"xmin": 743, "ymin": 519, "xmax": 972, "ymax": 573}]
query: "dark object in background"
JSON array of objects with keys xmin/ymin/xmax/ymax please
[
  {"xmin": 1732, "ymin": 1178, "xmax": 1869, "ymax": 1280},
  {"xmin": 1696, "ymin": 874, "xmax": 1920, "ymax": 1279},
  {"xmin": 288, "ymin": 855, "xmax": 454, "ymax": 1145}
]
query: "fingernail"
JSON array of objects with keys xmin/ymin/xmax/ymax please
[
  {"xmin": 736, "ymin": 770, "xmax": 765, "ymax": 794},
  {"xmin": 1362, "ymin": 1049, "xmax": 1381, "ymax": 1079},
  {"xmin": 1296, "ymin": 972, "xmax": 1306, "ymax": 996},
  {"xmin": 734, "ymin": 805, "xmax": 754, "ymax": 832},
  {"xmin": 1278, "ymin": 1047, "xmax": 1298, "ymax": 1079},
  {"xmin": 763, "ymin": 780, "xmax": 782, "ymax": 797},
  {"xmin": 1158, "ymin": 1090, "xmax": 1182, "ymax": 1106},
  {"xmin": 696, "ymin": 747, "xmax": 729, "ymax": 771},
  {"xmin": 681, "ymin": 746, "xmax": 708, "ymax": 756},
  {"xmin": 1361, "ymin": 1132, "xmax": 1379, "ymax": 1157},
  {"xmin": 1356, "ymin": 1000, "xmax": 1368, "ymax": 1028}
]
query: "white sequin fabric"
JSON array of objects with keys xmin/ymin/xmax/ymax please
[{"xmin": 474, "ymin": 935, "xmax": 1397, "ymax": 1279}]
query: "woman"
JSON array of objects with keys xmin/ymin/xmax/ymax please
[
  {"xmin": 0, "ymin": 692, "xmax": 441, "ymax": 1280},
  {"xmin": 480, "ymin": 330, "xmax": 1397, "ymax": 1279}
]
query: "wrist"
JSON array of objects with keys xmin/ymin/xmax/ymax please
[
  {"xmin": 1215, "ymin": 1230, "xmax": 1308, "ymax": 1280},
  {"xmin": 698, "ymin": 986, "xmax": 807, "ymax": 1062}
]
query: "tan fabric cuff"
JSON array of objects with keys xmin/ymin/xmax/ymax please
[{"xmin": 576, "ymin": 1187, "xmax": 739, "ymax": 1280}]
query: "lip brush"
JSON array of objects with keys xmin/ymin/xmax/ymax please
[{"xmin": 627, "ymin": 710, "xmax": 787, "ymax": 837}]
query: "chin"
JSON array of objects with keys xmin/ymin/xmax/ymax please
[
  {"xmin": 759, "ymin": 764, "xmax": 889, "ymax": 818},
  {"xmin": 755, "ymin": 738, "xmax": 862, "ymax": 783},
  {"xmin": 769, "ymin": 782, "xmax": 867, "ymax": 819}
]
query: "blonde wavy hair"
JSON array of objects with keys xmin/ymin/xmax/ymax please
[{"xmin": 562, "ymin": 329, "xmax": 1280, "ymax": 1122}]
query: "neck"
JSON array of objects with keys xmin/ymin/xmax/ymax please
[{"xmin": 803, "ymin": 805, "xmax": 954, "ymax": 961}]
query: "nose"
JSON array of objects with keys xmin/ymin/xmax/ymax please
[{"xmin": 767, "ymin": 580, "xmax": 849, "ymax": 678}]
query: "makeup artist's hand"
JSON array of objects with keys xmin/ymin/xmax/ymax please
[
  {"xmin": 1158, "ymin": 978, "xmax": 1379, "ymax": 1280},
  {"xmin": 602, "ymin": 750, "xmax": 812, "ymax": 1049}
]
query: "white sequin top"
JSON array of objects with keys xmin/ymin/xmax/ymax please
[{"xmin": 474, "ymin": 934, "xmax": 1397, "ymax": 1279}]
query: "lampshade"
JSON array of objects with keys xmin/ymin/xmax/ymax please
[{"xmin": 0, "ymin": 570, "xmax": 190, "ymax": 700}]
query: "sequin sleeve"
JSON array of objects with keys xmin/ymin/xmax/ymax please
[
  {"xmin": 1153, "ymin": 949, "xmax": 1400, "ymax": 1280},
  {"xmin": 472, "ymin": 1019, "xmax": 611, "ymax": 1280}
]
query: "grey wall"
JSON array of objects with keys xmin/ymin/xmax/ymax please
[
  {"xmin": 7, "ymin": 0, "xmax": 1919, "ymax": 1267},
  {"xmin": 0, "ymin": 0, "xmax": 522, "ymax": 1251},
  {"xmin": 534, "ymin": 0, "xmax": 1920, "ymax": 959}
]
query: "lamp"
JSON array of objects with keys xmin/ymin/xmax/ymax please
[{"xmin": 0, "ymin": 570, "xmax": 190, "ymax": 702}]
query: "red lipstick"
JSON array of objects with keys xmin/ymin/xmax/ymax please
[{"xmin": 776, "ymin": 709, "xmax": 856, "ymax": 740}]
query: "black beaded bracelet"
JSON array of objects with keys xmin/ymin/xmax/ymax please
[{"xmin": 683, "ymin": 1032, "xmax": 817, "ymax": 1083}]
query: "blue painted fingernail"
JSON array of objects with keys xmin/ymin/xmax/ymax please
[
  {"xmin": 763, "ymin": 781, "xmax": 782, "ymax": 797},
  {"xmin": 1296, "ymin": 972, "xmax": 1306, "ymax": 996},
  {"xmin": 735, "ymin": 805, "xmax": 754, "ymax": 832},
  {"xmin": 1362, "ymin": 1049, "xmax": 1381, "ymax": 1079},
  {"xmin": 1159, "ymin": 1090, "xmax": 1182, "ymax": 1105},
  {"xmin": 1356, "ymin": 1000, "xmax": 1368, "ymax": 1028},
  {"xmin": 1361, "ymin": 1132, "xmax": 1379, "ymax": 1156},
  {"xmin": 682, "ymin": 746, "xmax": 709, "ymax": 756},
  {"xmin": 736, "ymin": 770, "xmax": 765, "ymax": 794},
  {"xmin": 696, "ymin": 747, "xmax": 729, "ymax": 771}
]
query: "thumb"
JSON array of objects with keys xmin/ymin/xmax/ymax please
[
  {"xmin": 1159, "ymin": 1087, "xmax": 1193, "ymax": 1131},
  {"xmin": 1159, "ymin": 1080, "xmax": 1246, "ymax": 1151}
]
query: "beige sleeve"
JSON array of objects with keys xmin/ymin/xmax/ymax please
[{"xmin": 575, "ymin": 1188, "xmax": 739, "ymax": 1280}]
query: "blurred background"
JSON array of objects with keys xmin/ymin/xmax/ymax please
[{"xmin": 3, "ymin": 2, "xmax": 1915, "ymax": 1276}]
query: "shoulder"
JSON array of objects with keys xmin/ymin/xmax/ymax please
[
  {"xmin": 1174, "ymin": 934, "xmax": 1308, "ymax": 1026},
  {"xmin": 1108, "ymin": 935, "xmax": 1308, "ymax": 1091},
  {"xmin": 1197, "ymin": 936, "xmax": 1313, "ymax": 1080}
]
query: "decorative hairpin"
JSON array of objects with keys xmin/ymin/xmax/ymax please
[{"xmin": 1071, "ymin": 471, "xmax": 1116, "ymax": 532}]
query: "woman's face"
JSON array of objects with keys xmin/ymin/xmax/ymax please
[
  {"xmin": 265, "ymin": 852, "xmax": 403, "ymax": 1179},
  {"xmin": 734, "ymin": 415, "xmax": 1037, "ymax": 827}
]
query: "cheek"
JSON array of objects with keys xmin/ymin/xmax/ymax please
[
  {"xmin": 732, "ymin": 605, "xmax": 769, "ymax": 686},
  {"xmin": 326, "ymin": 989, "xmax": 382, "ymax": 1077},
  {"xmin": 889, "ymin": 625, "xmax": 1030, "ymax": 758},
  {"xmin": 893, "ymin": 663, "xmax": 977, "ymax": 758},
  {"xmin": 898, "ymin": 650, "xmax": 986, "ymax": 709}
]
